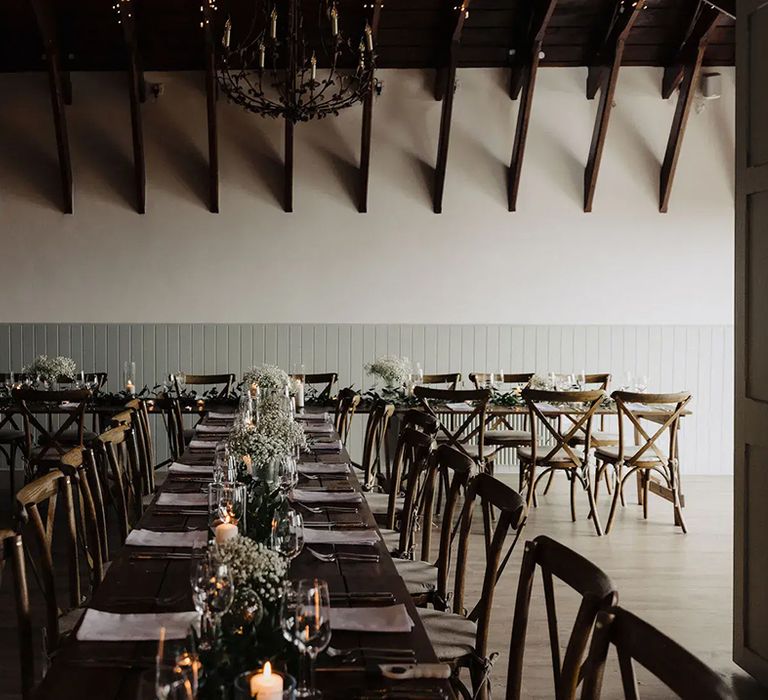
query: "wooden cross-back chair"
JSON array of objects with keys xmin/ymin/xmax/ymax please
[
  {"xmin": 153, "ymin": 396, "xmax": 186, "ymax": 463},
  {"xmin": 333, "ymin": 388, "xmax": 360, "ymax": 446},
  {"xmin": 520, "ymin": 388, "xmax": 605, "ymax": 535},
  {"xmin": 354, "ymin": 399, "xmax": 395, "ymax": 491},
  {"xmin": 173, "ymin": 372, "xmax": 236, "ymax": 399},
  {"xmin": 418, "ymin": 465, "xmax": 527, "ymax": 700},
  {"xmin": 112, "ymin": 399, "xmax": 155, "ymax": 495},
  {"xmin": 15, "ymin": 470, "xmax": 84, "ymax": 655},
  {"xmin": 292, "ymin": 372, "xmax": 338, "ymax": 403},
  {"xmin": 1, "ymin": 529, "xmax": 34, "ymax": 700},
  {"xmin": 0, "ymin": 407, "xmax": 27, "ymax": 512},
  {"xmin": 469, "ymin": 372, "xmax": 534, "ymax": 390},
  {"xmin": 418, "ymin": 372, "xmax": 462, "ymax": 389},
  {"xmin": 93, "ymin": 424, "xmax": 142, "ymax": 543},
  {"xmin": 13, "ymin": 388, "xmax": 92, "ymax": 481},
  {"xmin": 595, "ymin": 391, "xmax": 692, "ymax": 534},
  {"xmin": 391, "ymin": 442, "xmax": 471, "ymax": 605},
  {"xmin": 414, "ymin": 386, "xmax": 494, "ymax": 470},
  {"xmin": 383, "ymin": 410, "xmax": 439, "ymax": 529},
  {"xmin": 506, "ymin": 535, "xmax": 618, "ymax": 700},
  {"xmin": 580, "ymin": 607, "xmax": 733, "ymax": 700}
]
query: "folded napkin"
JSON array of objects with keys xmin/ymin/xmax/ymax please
[
  {"xmin": 169, "ymin": 462, "xmax": 214, "ymax": 475},
  {"xmin": 304, "ymin": 529, "xmax": 379, "ymax": 546},
  {"xmin": 330, "ymin": 604, "xmax": 414, "ymax": 633},
  {"xmin": 126, "ymin": 529, "xmax": 208, "ymax": 548},
  {"xmin": 60, "ymin": 401, "xmax": 79, "ymax": 409},
  {"xmin": 207, "ymin": 411, "xmax": 235, "ymax": 421},
  {"xmin": 298, "ymin": 462, "xmax": 349, "ymax": 475},
  {"xmin": 188, "ymin": 439, "xmax": 217, "ymax": 450},
  {"xmin": 156, "ymin": 492, "xmax": 208, "ymax": 508},
  {"xmin": 291, "ymin": 489, "xmax": 362, "ymax": 504},
  {"xmin": 77, "ymin": 609, "xmax": 200, "ymax": 642},
  {"xmin": 446, "ymin": 402, "xmax": 472, "ymax": 411},
  {"xmin": 311, "ymin": 439, "xmax": 343, "ymax": 453},
  {"xmin": 196, "ymin": 424, "xmax": 231, "ymax": 434},
  {"xmin": 296, "ymin": 413, "xmax": 330, "ymax": 422},
  {"xmin": 303, "ymin": 423, "xmax": 334, "ymax": 433}
]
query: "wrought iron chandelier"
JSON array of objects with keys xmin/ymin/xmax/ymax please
[{"xmin": 214, "ymin": 0, "xmax": 378, "ymax": 123}]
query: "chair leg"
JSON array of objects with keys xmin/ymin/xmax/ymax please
[
  {"xmin": 525, "ymin": 462, "xmax": 536, "ymax": 510},
  {"xmin": 605, "ymin": 471, "xmax": 625, "ymax": 534},
  {"xmin": 8, "ymin": 443, "xmax": 17, "ymax": 515},
  {"xmin": 618, "ymin": 463, "xmax": 626, "ymax": 506},
  {"xmin": 602, "ymin": 462, "xmax": 612, "ymax": 495},
  {"xmin": 543, "ymin": 470, "xmax": 555, "ymax": 495},
  {"xmin": 642, "ymin": 472, "xmax": 649, "ymax": 520},
  {"xmin": 586, "ymin": 473, "xmax": 603, "ymax": 536},
  {"xmin": 569, "ymin": 471, "xmax": 577, "ymax": 522},
  {"xmin": 671, "ymin": 464, "xmax": 688, "ymax": 533}
]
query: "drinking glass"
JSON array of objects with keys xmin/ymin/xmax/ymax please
[
  {"xmin": 4, "ymin": 372, "xmax": 14, "ymax": 393},
  {"xmin": 217, "ymin": 483, "xmax": 247, "ymax": 530},
  {"xmin": 416, "ymin": 362, "xmax": 424, "ymax": 384},
  {"xmin": 271, "ymin": 509, "xmax": 304, "ymax": 560},
  {"xmin": 213, "ymin": 443, "xmax": 235, "ymax": 485},
  {"xmin": 176, "ymin": 372, "xmax": 187, "ymax": 395},
  {"xmin": 281, "ymin": 579, "xmax": 331, "ymax": 698},
  {"xmin": 276, "ymin": 455, "xmax": 299, "ymax": 493},
  {"xmin": 190, "ymin": 553, "xmax": 234, "ymax": 650},
  {"xmin": 138, "ymin": 663, "xmax": 194, "ymax": 700},
  {"xmin": 636, "ymin": 375, "xmax": 649, "ymax": 393}
]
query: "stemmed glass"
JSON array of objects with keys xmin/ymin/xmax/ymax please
[
  {"xmin": 271, "ymin": 509, "xmax": 304, "ymax": 561},
  {"xmin": 190, "ymin": 552, "xmax": 234, "ymax": 651},
  {"xmin": 139, "ymin": 663, "xmax": 194, "ymax": 700},
  {"xmin": 281, "ymin": 579, "xmax": 331, "ymax": 698},
  {"xmin": 276, "ymin": 455, "xmax": 299, "ymax": 494},
  {"xmin": 213, "ymin": 443, "xmax": 235, "ymax": 485}
]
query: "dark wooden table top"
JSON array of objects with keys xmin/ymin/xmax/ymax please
[{"xmin": 33, "ymin": 412, "xmax": 454, "ymax": 700}]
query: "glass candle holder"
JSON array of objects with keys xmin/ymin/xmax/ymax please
[{"xmin": 234, "ymin": 665, "xmax": 296, "ymax": 699}]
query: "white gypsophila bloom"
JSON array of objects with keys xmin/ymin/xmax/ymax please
[
  {"xmin": 242, "ymin": 364, "xmax": 290, "ymax": 391},
  {"xmin": 213, "ymin": 537, "xmax": 288, "ymax": 606},
  {"xmin": 22, "ymin": 355, "xmax": 78, "ymax": 383},
  {"xmin": 227, "ymin": 414, "xmax": 307, "ymax": 466},
  {"xmin": 364, "ymin": 355, "xmax": 412, "ymax": 387}
]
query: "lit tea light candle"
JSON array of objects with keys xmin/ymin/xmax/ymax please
[
  {"xmin": 125, "ymin": 380, "xmax": 135, "ymax": 395},
  {"xmin": 250, "ymin": 662, "xmax": 283, "ymax": 699},
  {"xmin": 215, "ymin": 519, "xmax": 238, "ymax": 544}
]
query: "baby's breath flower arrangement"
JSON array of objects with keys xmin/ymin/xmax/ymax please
[
  {"xmin": 242, "ymin": 364, "xmax": 290, "ymax": 391},
  {"xmin": 22, "ymin": 355, "xmax": 77, "ymax": 383},
  {"xmin": 227, "ymin": 414, "xmax": 307, "ymax": 469},
  {"xmin": 365, "ymin": 355, "xmax": 411, "ymax": 388}
]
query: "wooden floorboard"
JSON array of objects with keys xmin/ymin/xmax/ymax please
[{"xmin": 0, "ymin": 471, "xmax": 765, "ymax": 699}]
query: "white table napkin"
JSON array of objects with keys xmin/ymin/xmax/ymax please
[
  {"xmin": 296, "ymin": 413, "xmax": 330, "ymax": 423},
  {"xmin": 156, "ymin": 492, "xmax": 208, "ymax": 507},
  {"xmin": 311, "ymin": 439, "xmax": 343, "ymax": 453},
  {"xmin": 330, "ymin": 604, "xmax": 414, "ymax": 633},
  {"xmin": 169, "ymin": 463, "xmax": 214, "ymax": 475},
  {"xmin": 303, "ymin": 529, "xmax": 379, "ymax": 546},
  {"xmin": 126, "ymin": 529, "xmax": 208, "ymax": 548},
  {"xmin": 291, "ymin": 489, "xmax": 362, "ymax": 504},
  {"xmin": 297, "ymin": 462, "xmax": 349, "ymax": 475},
  {"xmin": 188, "ymin": 439, "xmax": 217, "ymax": 450},
  {"xmin": 76, "ymin": 609, "xmax": 200, "ymax": 641},
  {"xmin": 196, "ymin": 424, "xmax": 230, "ymax": 434},
  {"xmin": 207, "ymin": 412, "xmax": 235, "ymax": 421},
  {"xmin": 445, "ymin": 402, "xmax": 472, "ymax": 411}
]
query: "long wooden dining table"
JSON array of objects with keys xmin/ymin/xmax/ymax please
[{"xmin": 33, "ymin": 411, "xmax": 454, "ymax": 700}]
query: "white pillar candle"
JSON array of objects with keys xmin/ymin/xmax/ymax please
[
  {"xmin": 296, "ymin": 380, "xmax": 305, "ymax": 410},
  {"xmin": 125, "ymin": 380, "xmax": 135, "ymax": 395},
  {"xmin": 214, "ymin": 521, "xmax": 238, "ymax": 545},
  {"xmin": 250, "ymin": 662, "xmax": 284, "ymax": 699}
]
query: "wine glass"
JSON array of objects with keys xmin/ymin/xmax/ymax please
[
  {"xmin": 217, "ymin": 483, "xmax": 247, "ymax": 530},
  {"xmin": 636, "ymin": 375, "xmax": 649, "ymax": 393},
  {"xmin": 213, "ymin": 443, "xmax": 235, "ymax": 485},
  {"xmin": 271, "ymin": 508, "xmax": 304, "ymax": 560},
  {"xmin": 138, "ymin": 663, "xmax": 194, "ymax": 700},
  {"xmin": 276, "ymin": 455, "xmax": 298, "ymax": 494},
  {"xmin": 281, "ymin": 579, "xmax": 331, "ymax": 698},
  {"xmin": 191, "ymin": 553, "xmax": 234, "ymax": 650},
  {"xmin": 176, "ymin": 372, "xmax": 187, "ymax": 396}
]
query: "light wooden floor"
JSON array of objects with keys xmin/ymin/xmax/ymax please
[
  {"xmin": 1, "ymin": 473, "xmax": 767, "ymax": 699},
  {"xmin": 463, "ymin": 472, "xmax": 768, "ymax": 699}
]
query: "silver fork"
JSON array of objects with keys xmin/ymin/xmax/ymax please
[
  {"xmin": 326, "ymin": 646, "xmax": 416, "ymax": 659},
  {"xmin": 294, "ymin": 502, "xmax": 359, "ymax": 515},
  {"xmin": 306, "ymin": 546, "xmax": 379, "ymax": 563}
]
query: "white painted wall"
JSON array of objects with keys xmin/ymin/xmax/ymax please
[{"xmin": 0, "ymin": 67, "xmax": 734, "ymax": 325}]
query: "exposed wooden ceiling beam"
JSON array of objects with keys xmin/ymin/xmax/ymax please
[
  {"xmin": 433, "ymin": 0, "xmax": 470, "ymax": 214},
  {"xmin": 662, "ymin": 0, "xmax": 721, "ymax": 99},
  {"xmin": 29, "ymin": 0, "xmax": 73, "ymax": 214},
  {"xmin": 359, "ymin": 0, "xmax": 383, "ymax": 214},
  {"xmin": 201, "ymin": 0, "xmax": 219, "ymax": 214},
  {"xmin": 659, "ymin": 3, "xmax": 722, "ymax": 212},
  {"xmin": 119, "ymin": 0, "xmax": 146, "ymax": 214},
  {"xmin": 507, "ymin": 0, "xmax": 558, "ymax": 212},
  {"xmin": 583, "ymin": 0, "xmax": 645, "ymax": 212}
]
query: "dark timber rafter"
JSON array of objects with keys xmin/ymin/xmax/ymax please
[
  {"xmin": 201, "ymin": 0, "xmax": 220, "ymax": 213},
  {"xmin": 433, "ymin": 0, "xmax": 470, "ymax": 214},
  {"xmin": 119, "ymin": 0, "xmax": 146, "ymax": 213},
  {"xmin": 583, "ymin": 0, "xmax": 645, "ymax": 212},
  {"xmin": 659, "ymin": 1, "xmax": 722, "ymax": 212},
  {"xmin": 507, "ymin": 0, "xmax": 558, "ymax": 212},
  {"xmin": 358, "ymin": 0, "xmax": 383, "ymax": 214},
  {"xmin": 30, "ymin": 0, "xmax": 73, "ymax": 214}
]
